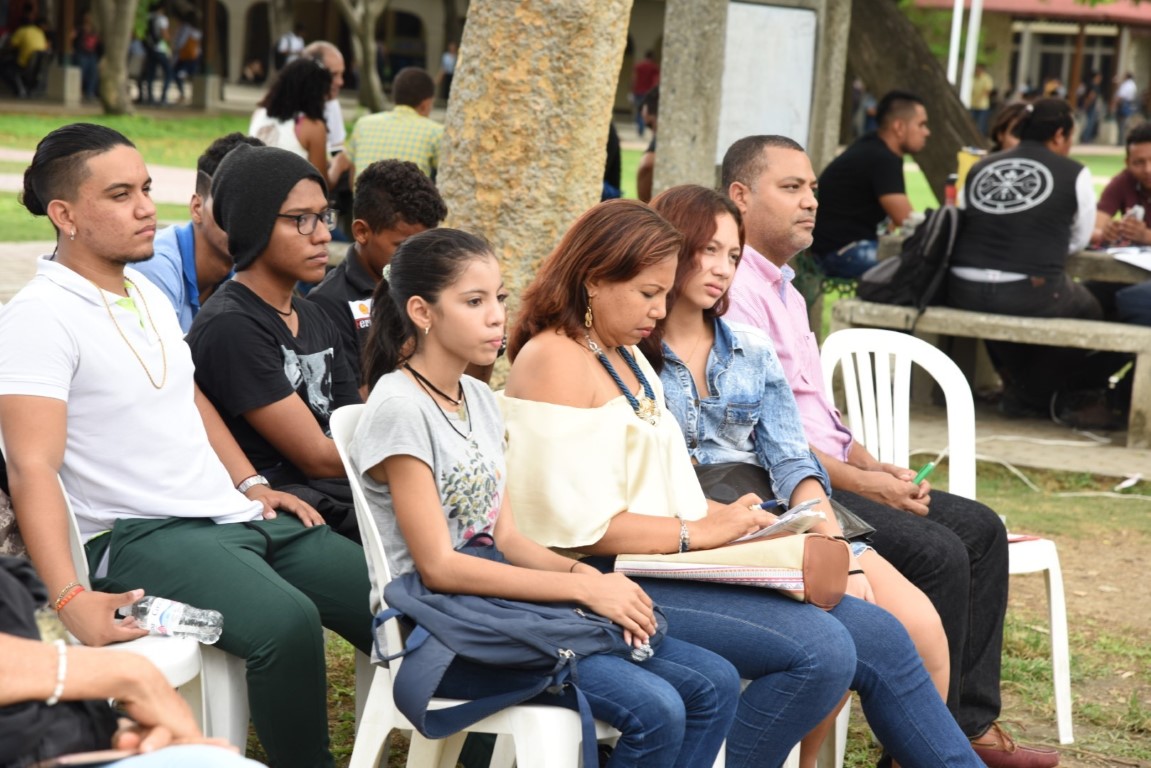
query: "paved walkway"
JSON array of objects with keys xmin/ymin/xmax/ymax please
[{"xmin": 0, "ymin": 147, "xmax": 197, "ymax": 206}]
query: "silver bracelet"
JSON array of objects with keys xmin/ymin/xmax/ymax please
[
  {"xmin": 678, "ymin": 518, "xmax": 690, "ymax": 553},
  {"xmin": 46, "ymin": 639, "xmax": 67, "ymax": 706}
]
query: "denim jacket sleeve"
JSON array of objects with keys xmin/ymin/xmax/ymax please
[{"xmin": 730, "ymin": 323, "xmax": 832, "ymax": 501}]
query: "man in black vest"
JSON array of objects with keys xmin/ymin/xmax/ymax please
[{"xmin": 947, "ymin": 98, "xmax": 1120, "ymax": 425}]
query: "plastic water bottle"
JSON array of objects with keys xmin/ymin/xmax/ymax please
[{"xmin": 129, "ymin": 596, "xmax": 223, "ymax": 644}]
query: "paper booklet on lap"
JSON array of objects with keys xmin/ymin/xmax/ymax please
[{"xmin": 730, "ymin": 504, "xmax": 825, "ymax": 544}]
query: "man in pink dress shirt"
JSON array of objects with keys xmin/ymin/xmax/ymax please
[{"xmin": 718, "ymin": 134, "xmax": 1057, "ymax": 768}]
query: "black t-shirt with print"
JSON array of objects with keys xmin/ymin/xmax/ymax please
[{"xmin": 186, "ymin": 280, "xmax": 360, "ymax": 477}]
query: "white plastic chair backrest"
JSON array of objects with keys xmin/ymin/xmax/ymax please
[
  {"xmin": 60, "ymin": 478, "xmax": 94, "ymax": 590},
  {"xmin": 329, "ymin": 404, "xmax": 403, "ymax": 668},
  {"xmin": 820, "ymin": 328, "xmax": 977, "ymax": 499},
  {"xmin": 0, "ymin": 433, "xmax": 91, "ymax": 589}
]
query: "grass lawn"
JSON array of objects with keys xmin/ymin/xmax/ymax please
[
  {"xmin": 0, "ymin": 113, "xmax": 251, "ymax": 167},
  {"xmin": 0, "ymin": 194, "xmax": 190, "ymax": 242}
]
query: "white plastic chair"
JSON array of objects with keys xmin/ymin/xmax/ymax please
[
  {"xmin": 57, "ymin": 477, "xmax": 252, "ymax": 747},
  {"xmin": 0, "ymin": 431, "xmax": 249, "ymax": 745},
  {"xmin": 820, "ymin": 328, "xmax": 1073, "ymax": 745},
  {"xmin": 330, "ymin": 404, "xmax": 624, "ymax": 768}
]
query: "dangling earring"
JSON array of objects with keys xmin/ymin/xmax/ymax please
[
  {"xmin": 69, "ymin": 228, "xmax": 76, "ymax": 241},
  {"xmin": 584, "ymin": 305, "xmax": 593, "ymax": 329},
  {"xmin": 425, "ymin": 325, "xmax": 431, "ymax": 336}
]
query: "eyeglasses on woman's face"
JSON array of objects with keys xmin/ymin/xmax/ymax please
[{"xmin": 276, "ymin": 208, "xmax": 337, "ymax": 235}]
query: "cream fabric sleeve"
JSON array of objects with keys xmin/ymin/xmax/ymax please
[{"xmin": 498, "ymin": 392, "xmax": 708, "ymax": 550}]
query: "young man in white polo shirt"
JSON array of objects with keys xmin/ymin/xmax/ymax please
[{"xmin": 0, "ymin": 123, "xmax": 371, "ymax": 768}]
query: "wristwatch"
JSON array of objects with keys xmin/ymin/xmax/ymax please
[{"xmin": 236, "ymin": 474, "xmax": 270, "ymax": 494}]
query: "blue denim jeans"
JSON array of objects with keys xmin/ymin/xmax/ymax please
[
  {"xmin": 1116, "ymin": 280, "xmax": 1151, "ymax": 326},
  {"xmin": 816, "ymin": 239, "xmax": 879, "ymax": 278},
  {"xmin": 835, "ymin": 489, "xmax": 1009, "ymax": 737},
  {"xmin": 435, "ymin": 636, "xmax": 740, "ymax": 768},
  {"xmin": 635, "ymin": 580, "xmax": 983, "ymax": 768}
]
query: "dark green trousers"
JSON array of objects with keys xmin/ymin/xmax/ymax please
[{"xmin": 87, "ymin": 515, "xmax": 372, "ymax": 768}]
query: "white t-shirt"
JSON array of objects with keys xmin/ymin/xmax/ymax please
[
  {"xmin": 324, "ymin": 98, "xmax": 346, "ymax": 153},
  {"xmin": 277, "ymin": 31, "xmax": 304, "ymax": 61},
  {"xmin": 249, "ymin": 108, "xmax": 309, "ymax": 159},
  {"xmin": 0, "ymin": 257, "xmax": 262, "ymax": 540},
  {"xmin": 1117, "ymin": 78, "xmax": 1138, "ymax": 102}
]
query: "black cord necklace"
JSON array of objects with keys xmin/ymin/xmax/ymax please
[
  {"xmin": 406, "ymin": 364, "xmax": 471, "ymax": 439},
  {"xmin": 271, "ymin": 303, "xmax": 295, "ymax": 317},
  {"xmin": 405, "ymin": 363, "xmax": 463, "ymax": 405}
]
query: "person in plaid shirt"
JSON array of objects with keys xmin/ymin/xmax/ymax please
[{"xmin": 347, "ymin": 67, "xmax": 443, "ymax": 179}]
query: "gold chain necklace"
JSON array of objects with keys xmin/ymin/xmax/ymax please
[{"xmin": 90, "ymin": 277, "xmax": 168, "ymax": 389}]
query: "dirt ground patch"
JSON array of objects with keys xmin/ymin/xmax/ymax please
[{"xmin": 993, "ymin": 518, "xmax": 1151, "ymax": 767}]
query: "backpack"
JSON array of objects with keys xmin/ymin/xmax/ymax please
[
  {"xmin": 856, "ymin": 206, "xmax": 961, "ymax": 315},
  {"xmin": 376, "ymin": 535, "xmax": 667, "ymax": 768}
]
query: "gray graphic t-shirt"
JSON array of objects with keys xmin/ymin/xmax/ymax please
[{"xmin": 352, "ymin": 370, "xmax": 505, "ymax": 587}]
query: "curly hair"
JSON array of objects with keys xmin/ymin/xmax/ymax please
[
  {"xmin": 353, "ymin": 160, "xmax": 447, "ymax": 231},
  {"xmin": 259, "ymin": 57, "xmax": 330, "ymax": 122}
]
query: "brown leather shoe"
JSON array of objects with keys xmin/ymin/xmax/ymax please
[{"xmin": 971, "ymin": 722, "xmax": 1059, "ymax": 768}]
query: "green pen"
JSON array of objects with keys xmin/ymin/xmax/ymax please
[{"xmin": 913, "ymin": 461, "xmax": 936, "ymax": 484}]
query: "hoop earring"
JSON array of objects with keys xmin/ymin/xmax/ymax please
[
  {"xmin": 584, "ymin": 305, "xmax": 593, "ymax": 329},
  {"xmin": 69, "ymin": 228, "xmax": 76, "ymax": 241}
]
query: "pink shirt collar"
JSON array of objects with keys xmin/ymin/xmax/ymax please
[{"xmin": 726, "ymin": 245, "xmax": 854, "ymax": 462}]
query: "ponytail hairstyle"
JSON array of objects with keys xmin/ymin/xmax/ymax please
[
  {"xmin": 361, "ymin": 228, "xmax": 495, "ymax": 389},
  {"xmin": 988, "ymin": 102, "xmax": 1028, "ymax": 152},
  {"xmin": 1014, "ymin": 98, "xmax": 1074, "ymax": 144},
  {"xmin": 21, "ymin": 123, "xmax": 135, "ymax": 233},
  {"xmin": 643, "ymin": 184, "xmax": 744, "ymax": 372}
]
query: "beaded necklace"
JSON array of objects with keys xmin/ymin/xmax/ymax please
[{"xmin": 585, "ymin": 335, "xmax": 659, "ymax": 425}]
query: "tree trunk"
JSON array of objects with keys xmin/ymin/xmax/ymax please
[
  {"xmin": 438, "ymin": 0, "xmax": 632, "ymax": 305},
  {"xmin": 95, "ymin": 0, "xmax": 138, "ymax": 114},
  {"xmin": 849, "ymin": 0, "xmax": 985, "ymax": 202},
  {"xmin": 332, "ymin": 0, "xmax": 387, "ymax": 112},
  {"xmin": 268, "ymin": 0, "xmax": 291, "ymax": 67},
  {"xmin": 442, "ymin": 0, "xmax": 461, "ymax": 47}
]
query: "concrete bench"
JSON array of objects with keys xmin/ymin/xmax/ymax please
[{"xmin": 830, "ymin": 299, "xmax": 1151, "ymax": 448}]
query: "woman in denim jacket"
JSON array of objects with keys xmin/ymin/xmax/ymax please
[{"xmin": 646, "ymin": 185, "xmax": 950, "ymax": 767}]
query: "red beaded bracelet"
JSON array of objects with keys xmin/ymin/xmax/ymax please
[{"xmin": 54, "ymin": 585, "xmax": 85, "ymax": 611}]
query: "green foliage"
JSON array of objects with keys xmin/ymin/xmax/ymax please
[{"xmin": 897, "ymin": 1, "xmax": 965, "ymax": 63}]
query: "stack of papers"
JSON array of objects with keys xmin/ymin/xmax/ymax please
[{"xmin": 1106, "ymin": 247, "xmax": 1151, "ymax": 273}]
